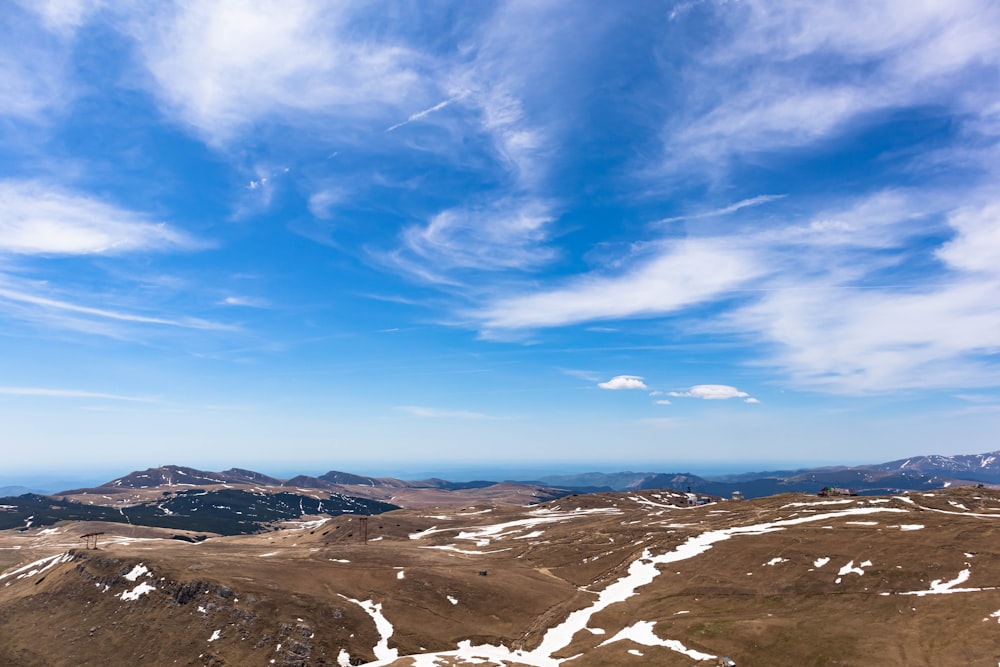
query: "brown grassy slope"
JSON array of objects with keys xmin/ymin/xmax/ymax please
[{"xmin": 0, "ymin": 489, "xmax": 998, "ymax": 666}]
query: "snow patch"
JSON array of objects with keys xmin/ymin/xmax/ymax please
[
  {"xmin": 121, "ymin": 582, "xmax": 156, "ymax": 601},
  {"xmin": 898, "ymin": 568, "xmax": 996, "ymax": 596},
  {"xmin": 341, "ymin": 597, "xmax": 397, "ymax": 663},
  {"xmin": 599, "ymin": 620, "xmax": 716, "ymax": 661},
  {"xmin": 837, "ymin": 560, "xmax": 873, "ymax": 578},
  {"xmin": 0, "ymin": 552, "xmax": 72, "ymax": 581},
  {"xmin": 124, "ymin": 564, "xmax": 149, "ymax": 581}
]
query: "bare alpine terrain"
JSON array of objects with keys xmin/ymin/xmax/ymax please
[{"xmin": 2, "ymin": 484, "xmax": 999, "ymax": 666}]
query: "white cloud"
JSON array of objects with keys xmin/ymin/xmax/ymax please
[
  {"xmin": 598, "ymin": 375, "xmax": 648, "ymax": 391},
  {"xmin": 719, "ymin": 198, "xmax": 1000, "ymax": 393},
  {"xmin": 731, "ymin": 276, "xmax": 1000, "ymax": 393},
  {"xmin": 655, "ymin": 399, "xmax": 672, "ymax": 405},
  {"xmin": 0, "ymin": 386, "xmax": 154, "ymax": 402},
  {"xmin": 562, "ymin": 369, "xmax": 601, "ymax": 382},
  {"xmin": 0, "ymin": 283, "xmax": 232, "ymax": 331},
  {"xmin": 657, "ymin": 194, "xmax": 786, "ymax": 224},
  {"xmin": 745, "ymin": 397, "xmax": 760, "ymax": 404},
  {"xmin": 387, "ymin": 95, "xmax": 464, "ymax": 132},
  {"xmin": 936, "ymin": 203, "xmax": 1000, "ymax": 275},
  {"xmin": 668, "ymin": 385, "xmax": 750, "ymax": 400},
  {"xmin": 395, "ymin": 198, "xmax": 556, "ymax": 278},
  {"xmin": 475, "ymin": 238, "xmax": 763, "ymax": 330},
  {"xmin": 130, "ymin": 1, "xmax": 424, "ymax": 143},
  {"xmin": 221, "ymin": 296, "xmax": 270, "ymax": 308},
  {"xmin": 307, "ymin": 188, "xmax": 348, "ymax": 220},
  {"xmin": 396, "ymin": 405, "xmax": 498, "ymax": 420},
  {"xmin": 768, "ymin": 190, "xmax": 941, "ymax": 250},
  {"xmin": 21, "ymin": 0, "xmax": 104, "ymax": 34},
  {"xmin": 0, "ymin": 6, "xmax": 78, "ymax": 118},
  {"xmin": 0, "ymin": 181, "xmax": 202, "ymax": 255},
  {"xmin": 662, "ymin": 1, "xmax": 1000, "ymax": 175}
]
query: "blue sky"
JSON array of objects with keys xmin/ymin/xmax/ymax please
[{"xmin": 2, "ymin": 0, "xmax": 1000, "ymax": 476}]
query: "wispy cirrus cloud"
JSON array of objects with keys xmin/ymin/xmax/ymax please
[
  {"xmin": 656, "ymin": 194, "xmax": 786, "ymax": 224},
  {"xmin": 661, "ymin": 1, "xmax": 1000, "ymax": 175},
  {"xmin": 129, "ymin": 1, "xmax": 425, "ymax": 143},
  {"xmin": 0, "ymin": 3, "xmax": 82, "ymax": 119},
  {"xmin": 474, "ymin": 237, "xmax": 763, "ymax": 330},
  {"xmin": 18, "ymin": 0, "xmax": 106, "ymax": 34},
  {"xmin": 387, "ymin": 94, "xmax": 465, "ymax": 133},
  {"xmin": 396, "ymin": 405, "xmax": 500, "ymax": 420},
  {"xmin": 723, "ymin": 198, "xmax": 1000, "ymax": 393},
  {"xmin": 0, "ymin": 284, "xmax": 233, "ymax": 331},
  {"xmin": 0, "ymin": 180, "xmax": 227, "ymax": 339},
  {"xmin": 0, "ymin": 181, "xmax": 203, "ymax": 256},
  {"xmin": 392, "ymin": 198, "xmax": 556, "ymax": 280},
  {"xmin": 0, "ymin": 386, "xmax": 157, "ymax": 402},
  {"xmin": 220, "ymin": 296, "xmax": 270, "ymax": 309}
]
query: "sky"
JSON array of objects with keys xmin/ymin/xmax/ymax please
[{"xmin": 2, "ymin": 0, "xmax": 1000, "ymax": 477}]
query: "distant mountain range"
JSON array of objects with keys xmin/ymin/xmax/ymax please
[
  {"xmin": 536, "ymin": 450, "xmax": 1000, "ymax": 497},
  {"xmin": 1, "ymin": 450, "xmax": 997, "ymax": 536}
]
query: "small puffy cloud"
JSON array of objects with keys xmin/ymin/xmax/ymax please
[
  {"xmin": 598, "ymin": 375, "xmax": 648, "ymax": 390},
  {"xmin": 669, "ymin": 384, "xmax": 751, "ymax": 400},
  {"xmin": 655, "ymin": 399, "xmax": 672, "ymax": 405},
  {"xmin": 745, "ymin": 397, "xmax": 761, "ymax": 404}
]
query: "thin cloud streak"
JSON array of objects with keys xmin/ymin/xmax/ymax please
[
  {"xmin": 396, "ymin": 405, "xmax": 500, "ymax": 420},
  {"xmin": 0, "ymin": 386, "xmax": 158, "ymax": 402},
  {"xmin": 0, "ymin": 286, "xmax": 234, "ymax": 331},
  {"xmin": 386, "ymin": 95, "xmax": 463, "ymax": 132},
  {"xmin": 656, "ymin": 194, "xmax": 786, "ymax": 224}
]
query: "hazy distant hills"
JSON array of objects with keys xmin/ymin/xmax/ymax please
[
  {"xmin": 538, "ymin": 448, "xmax": 1000, "ymax": 497},
  {"xmin": 1, "ymin": 450, "xmax": 998, "ymax": 537},
  {"xmin": 0, "ymin": 486, "xmax": 33, "ymax": 498},
  {"xmin": 86, "ymin": 448, "xmax": 1000, "ymax": 501}
]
